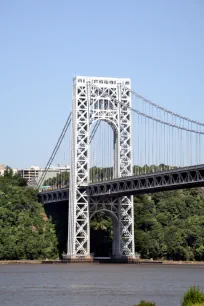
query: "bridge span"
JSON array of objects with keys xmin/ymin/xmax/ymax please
[
  {"xmin": 38, "ymin": 164, "xmax": 204, "ymax": 204},
  {"xmin": 37, "ymin": 76, "xmax": 204, "ymax": 258}
]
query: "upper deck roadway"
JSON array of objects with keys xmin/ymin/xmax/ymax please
[{"xmin": 38, "ymin": 164, "xmax": 204, "ymax": 205}]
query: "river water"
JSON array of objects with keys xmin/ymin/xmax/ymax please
[{"xmin": 0, "ymin": 264, "xmax": 203, "ymax": 306}]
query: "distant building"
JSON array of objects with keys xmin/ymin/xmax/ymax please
[
  {"xmin": 0, "ymin": 164, "xmax": 5, "ymax": 176},
  {"xmin": 18, "ymin": 165, "xmax": 70, "ymax": 185},
  {"xmin": 0, "ymin": 164, "xmax": 18, "ymax": 176}
]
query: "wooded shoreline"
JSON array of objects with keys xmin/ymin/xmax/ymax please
[{"xmin": 1, "ymin": 259, "xmax": 204, "ymax": 265}]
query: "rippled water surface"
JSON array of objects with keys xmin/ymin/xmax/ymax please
[{"xmin": 0, "ymin": 264, "xmax": 203, "ymax": 306}]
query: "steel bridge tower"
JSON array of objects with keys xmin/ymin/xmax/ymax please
[{"xmin": 67, "ymin": 76, "xmax": 135, "ymax": 258}]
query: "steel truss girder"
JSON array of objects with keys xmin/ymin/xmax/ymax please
[
  {"xmin": 38, "ymin": 165, "xmax": 204, "ymax": 205},
  {"xmin": 38, "ymin": 188, "xmax": 68, "ymax": 204},
  {"xmin": 67, "ymin": 76, "xmax": 135, "ymax": 258},
  {"xmin": 88, "ymin": 165, "xmax": 204, "ymax": 197}
]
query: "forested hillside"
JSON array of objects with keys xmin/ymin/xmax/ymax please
[
  {"xmin": 0, "ymin": 169, "xmax": 58, "ymax": 260},
  {"xmin": 134, "ymin": 189, "xmax": 204, "ymax": 260}
]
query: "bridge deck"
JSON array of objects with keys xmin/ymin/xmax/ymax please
[
  {"xmin": 38, "ymin": 164, "xmax": 204, "ymax": 204},
  {"xmin": 88, "ymin": 164, "xmax": 204, "ymax": 197}
]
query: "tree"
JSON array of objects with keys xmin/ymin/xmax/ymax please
[{"xmin": 0, "ymin": 171, "xmax": 58, "ymax": 260}]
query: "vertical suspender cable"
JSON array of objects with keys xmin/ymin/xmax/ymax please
[
  {"xmin": 177, "ymin": 120, "xmax": 179, "ymax": 168},
  {"xmin": 156, "ymin": 108, "xmax": 158, "ymax": 172},
  {"xmin": 152, "ymin": 111, "xmax": 154, "ymax": 172},
  {"xmin": 160, "ymin": 110, "xmax": 162, "ymax": 171},
  {"xmin": 190, "ymin": 122, "xmax": 192, "ymax": 165},
  {"xmin": 138, "ymin": 111, "xmax": 140, "ymax": 175},
  {"xmin": 164, "ymin": 111, "xmax": 166, "ymax": 170},
  {"xmin": 196, "ymin": 124, "xmax": 199, "ymax": 164},
  {"xmin": 180, "ymin": 118, "xmax": 182, "ymax": 167},
  {"xmin": 144, "ymin": 100, "xmax": 146, "ymax": 174},
  {"xmin": 145, "ymin": 116, "xmax": 147, "ymax": 174},
  {"xmin": 172, "ymin": 115, "xmax": 174, "ymax": 168}
]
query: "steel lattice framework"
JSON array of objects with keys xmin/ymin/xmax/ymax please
[
  {"xmin": 67, "ymin": 76, "xmax": 135, "ymax": 258},
  {"xmin": 88, "ymin": 164, "xmax": 204, "ymax": 197},
  {"xmin": 38, "ymin": 164, "xmax": 204, "ymax": 204}
]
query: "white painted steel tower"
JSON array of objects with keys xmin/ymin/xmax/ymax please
[{"xmin": 67, "ymin": 76, "xmax": 135, "ymax": 258}]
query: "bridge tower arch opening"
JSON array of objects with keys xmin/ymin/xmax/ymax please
[
  {"xmin": 67, "ymin": 76, "xmax": 135, "ymax": 259},
  {"xmin": 89, "ymin": 119, "xmax": 117, "ymax": 182},
  {"xmin": 90, "ymin": 209, "xmax": 118, "ymax": 257}
]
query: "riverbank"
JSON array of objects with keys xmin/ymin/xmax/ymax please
[
  {"xmin": 1, "ymin": 259, "xmax": 204, "ymax": 265},
  {"xmin": 163, "ymin": 260, "xmax": 204, "ymax": 265},
  {"xmin": 0, "ymin": 260, "xmax": 42, "ymax": 265}
]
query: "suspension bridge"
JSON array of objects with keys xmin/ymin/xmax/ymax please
[{"xmin": 38, "ymin": 76, "xmax": 204, "ymax": 259}]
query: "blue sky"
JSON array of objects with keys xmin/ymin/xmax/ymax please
[{"xmin": 0, "ymin": 0, "xmax": 204, "ymax": 168}]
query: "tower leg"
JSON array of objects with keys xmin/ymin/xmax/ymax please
[{"xmin": 118, "ymin": 196, "xmax": 135, "ymax": 257}]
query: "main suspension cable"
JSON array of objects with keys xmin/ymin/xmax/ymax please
[
  {"xmin": 125, "ymin": 86, "xmax": 204, "ymax": 127},
  {"xmin": 38, "ymin": 112, "xmax": 72, "ymax": 188},
  {"xmin": 91, "ymin": 84, "xmax": 204, "ymax": 135}
]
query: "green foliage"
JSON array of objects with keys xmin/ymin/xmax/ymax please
[
  {"xmin": 132, "ymin": 288, "xmax": 204, "ymax": 306},
  {"xmin": 133, "ymin": 164, "xmax": 177, "ymax": 175},
  {"xmin": 90, "ymin": 166, "xmax": 113, "ymax": 182},
  {"xmin": 134, "ymin": 301, "xmax": 156, "ymax": 306},
  {"xmin": 1, "ymin": 167, "xmax": 27, "ymax": 187},
  {"xmin": 90, "ymin": 211, "xmax": 113, "ymax": 256},
  {"xmin": 134, "ymin": 189, "xmax": 204, "ymax": 260},
  {"xmin": 43, "ymin": 171, "xmax": 70, "ymax": 188},
  {"xmin": 44, "ymin": 167, "xmax": 114, "ymax": 187},
  {"xmin": 91, "ymin": 211, "xmax": 112, "ymax": 233},
  {"xmin": 181, "ymin": 287, "xmax": 204, "ymax": 306},
  {"xmin": 0, "ymin": 171, "xmax": 58, "ymax": 260},
  {"xmin": 186, "ymin": 304, "xmax": 204, "ymax": 306}
]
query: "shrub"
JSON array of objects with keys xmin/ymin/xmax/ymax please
[
  {"xmin": 181, "ymin": 287, "xmax": 204, "ymax": 306},
  {"xmin": 187, "ymin": 304, "xmax": 204, "ymax": 306},
  {"xmin": 134, "ymin": 301, "xmax": 156, "ymax": 306}
]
